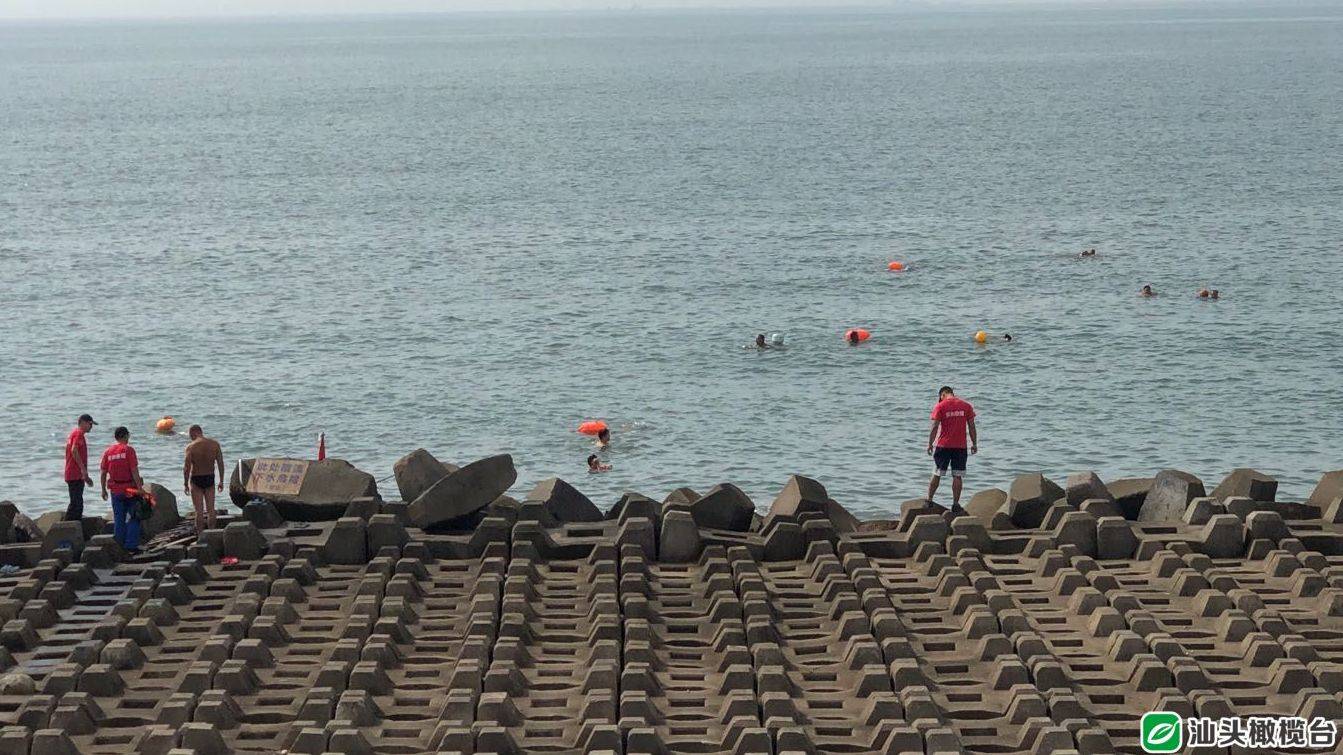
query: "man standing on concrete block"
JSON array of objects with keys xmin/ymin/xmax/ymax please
[
  {"xmin": 100, "ymin": 426, "xmax": 144, "ymax": 554},
  {"xmin": 183, "ymin": 424, "xmax": 226, "ymax": 534},
  {"xmin": 926, "ymin": 386, "xmax": 978, "ymax": 510},
  {"xmin": 63, "ymin": 413, "xmax": 97, "ymax": 521}
]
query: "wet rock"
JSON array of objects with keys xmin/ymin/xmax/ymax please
[
  {"xmin": 765, "ymin": 475, "xmax": 858, "ymax": 533},
  {"xmin": 1305, "ymin": 471, "xmax": 1343, "ymax": 509},
  {"xmin": 0, "ymin": 672, "xmax": 34, "ymax": 695},
  {"xmin": 393, "ymin": 449, "xmax": 457, "ymax": 504},
  {"xmin": 1108, "ymin": 477, "xmax": 1154, "ymax": 520},
  {"xmin": 142, "ymin": 483, "xmax": 183, "ymax": 539},
  {"xmin": 1139, "ymin": 470, "xmax": 1206, "ymax": 523},
  {"xmin": 407, "ymin": 455, "xmax": 517, "ymax": 529},
  {"xmin": 690, "ymin": 484, "xmax": 756, "ymax": 532},
  {"xmin": 1210, "ymin": 468, "xmax": 1277, "ymax": 503},
  {"xmin": 525, "ymin": 478, "xmax": 601, "ymax": 523},
  {"xmin": 1006, "ymin": 474, "xmax": 1064, "ymax": 529},
  {"xmin": 966, "ymin": 488, "xmax": 1008, "ymax": 522},
  {"xmin": 229, "ymin": 458, "xmax": 380, "ymax": 521},
  {"xmin": 1065, "ymin": 472, "xmax": 1114, "ymax": 507}
]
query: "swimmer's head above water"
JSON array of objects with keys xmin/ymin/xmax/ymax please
[
  {"xmin": 847, "ymin": 331, "xmax": 860, "ymax": 345},
  {"xmin": 755, "ymin": 334, "xmax": 767, "ymax": 348},
  {"xmin": 597, "ymin": 428, "xmax": 610, "ymax": 446},
  {"xmin": 1141, "ymin": 285, "xmax": 1156, "ymax": 297},
  {"xmin": 587, "ymin": 454, "xmax": 610, "ymax": 473}
]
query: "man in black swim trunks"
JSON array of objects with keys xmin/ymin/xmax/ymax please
[{"xmin": 183, "ymin": 425, "xmax": 225, "ymax": 534}]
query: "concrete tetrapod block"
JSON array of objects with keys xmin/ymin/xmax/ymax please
[
  {"xmin": 690, "ymin": 483, "xmax": 756, "ymax": 532},
  {"xmin": 1306, "ymin": 470, "xmax": 1343, "ymax": 509},
  {"xmin": 322, "ymin": 517, "xmax": 368, "ymax": 565},
  {"xmin": 1200, "ymin": 515, "xmax": 1247, "ymax": 558},
  {"xmin": 221, "ymin": 522, "xmax": 267, "ymax": 561},
  {"xmin": 658, "ymin": 510, "xmax": 701, "ymax": 563},
  {"xmin": 229, "ymin": 458, "xmax": 380, "ymax": 520},
  {"xmin": 1139, "ymin": 470, "xmax": 1206, "ymax": 522},
  {"xmin": 965, "ymin": 488, "xmax": 1008, "ymax": 522},
  {"xmin": 1006, "ymin": 474, "xmax": 1065, "ymax": 529},
  {"xmin": 392, "ymin": 448, "xmax": 457, "ymax": 504},
  {"xmin": 766, "ymin": 474, "xmax": 859, "ymax": 533},
  {"xmin": 526, "ymin": 477, "xmax": 602, "ymax": 523},
  {"xmin": 1210, "ymin": 468, "xmax": 1278, "ymax": 503},
  {"xmin": 407, "ymin": 454, "xmax": 517, "ymax": 528},
  {"xmin": 1065, "ymin": 472, "xmax": 1114, "ymax": 507},
  {"xmin": 1108, "ymin": 477, "xmax": 1153, "ymax": 520}
]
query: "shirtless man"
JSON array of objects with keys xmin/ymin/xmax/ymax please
[{"xmin": 183, "ymin": 425, "xmax": 225, "ymax": 533}]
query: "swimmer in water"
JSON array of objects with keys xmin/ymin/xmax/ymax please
[
  {"xmin": 1079, "ymin": 249, "xmax": 1097, "ymax": 258},
  {"xmin": 1211, "ymin": 290, "xmax": 1220, "ymax": 300},
  {"xmin": 847, "ymin": 331, "xmax": 860, "ymax": 345},
  {"xmin": 587, "ymin": 454, "xmax": 611, "ymax": 473},
  {"xmin": 1001, "ymin": 333, "xmax": 1013, "ymax": 342},
  {"xmin": 1197, "ymin": 289, "xmax": 1210, "ymax": 299},
  {"xmin": 755, "ymin": 334, "xmax": 768, "ymax": 349},
  {"xmin": 1140, "ymin": 285, "xmax": 1157, "ymax": 298},
  {"xmin": 596, "ymin": 428, "xmax": 610, "ymax": 449}
]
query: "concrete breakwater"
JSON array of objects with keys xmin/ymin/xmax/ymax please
[{"xmin": 0, "ymin": 451, "xmax": 1342, "ymax": 754}]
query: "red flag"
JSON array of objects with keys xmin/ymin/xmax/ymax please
[{"xmin": 317, "ymin": 432, "xmax": 326, "ymax": 461}]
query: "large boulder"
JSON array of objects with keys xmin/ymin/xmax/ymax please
[
  {"xmin": 690, "ymin": 484, "xmax": 756, "ymax": 532},
  {"xmin": 526, "ymin": 478, "xmax": 601, "ymax": 523},
  {"xmin": 1006, "ymin": 473, "xmax": 1064, "ymax": 529},
  {"xmin": 407, "ymin": 455, "xmax": 517, "ymax": 529},
  {"xmin": 1108, "ymin": 477, "xmax": 1153, "ymax": 520},
  {"xmin": 1064, "ymin": 472, "xmax": 1114, "ymax": 507},
  {"xmin": 229, "ymin": 458, "xmax": 380, "ymax": 521},
  {"xmin": 965, "ymin": 488, "xmax": 1008, "ymax": 522},
  {"xmin": 766, "ymin": 475, "xmax": 858, "ymax": 534},
  {"xmin": 1306, "ymin": 471, "xmax": 1343, "ymax": 509},
  {"xmin": 393, "ymin": 449, "xmax": 458, "ymax": 504},
  {"xmin": 142, "ymin": 483, "xmax": 183, "ymax": 539},
  {"xmin": 1210, "ymin": 468, "xmax": 1277, "ymax": 503},
  {"xmin": 1139, "ymin": 470, "xmax": 1206, "ymax": 523}
]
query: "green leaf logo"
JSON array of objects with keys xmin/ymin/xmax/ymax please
[{"xmin": 1141, "ymin": 712, "xmax": 1183, "ymax": 753}]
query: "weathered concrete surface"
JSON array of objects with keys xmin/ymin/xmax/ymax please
[
  {"xmin": 689, "ymin": 483, "xmax": 756, "ymax": 531},
  {"xmin": 1006, "ymin": 473, "xmax": 1064, "ymax": 528},
  {"xmin": 5, "ymin": 464, "xmax": 1343, "ymax": 755},
  {"xmin": 1210, "ymin": 467, "xmax": 1278, "ymax": 503},
  {"xmin": 525, "ymin": 477, "xmax": 602, "ymax": 523}
]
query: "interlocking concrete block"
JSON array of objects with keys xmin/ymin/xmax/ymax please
[{"xmin": 222, "ymin": 522, "xmax": 267, "ymax": 560}]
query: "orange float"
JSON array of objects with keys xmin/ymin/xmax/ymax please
[
  {"xmin": 844, "ymin": 329, "xmax": 871, "ymax": 343},
  {"xmin": 887, "ymin": 261, "xmax": 905, "ymax": 271},
  {"xmin": 974, "ymin": 331, "xmax": 988, "ymax": 344},
  {"xmin": 578, "ymin": 420, "xmax": 608, "ymax": 436},
  {"xmin": 155, "ymin": 416, "xmax": 176, "ymax": 434}
]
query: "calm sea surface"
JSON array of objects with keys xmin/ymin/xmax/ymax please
[{"xmin": 2, "ymin": 3, "xmax": 1341, "ymax": 518}]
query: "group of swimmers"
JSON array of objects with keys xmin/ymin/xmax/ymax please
[
  {"xmin": 586, "ymin": 427, "xmax": 612, "ymax": 473},
  {"xmin": 1140, "ymin": 284, "xmax": 1221, "ymax": 299},
  {"xmin": 1074, "ymin": 244, "xmax": 1224, "ymax": 296}
]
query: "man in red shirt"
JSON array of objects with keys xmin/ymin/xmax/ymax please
[
  {"xmin": 100, "ymin": 426, "xmax": 145, "ymax": 553},
  {"xmin": 926, "ymin": 385, "xmax": 978, "ymax": 509},
  {"xmin": 63, "ymin": 413, "xmax": 97, "ymax": 521}
]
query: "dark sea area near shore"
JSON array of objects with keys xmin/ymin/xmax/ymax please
[{"xmin": 2, "ymin": 2, "xmax": 1341, "ymax": 517}]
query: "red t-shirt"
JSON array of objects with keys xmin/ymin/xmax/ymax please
[
  {"xmin": 931, "ymin": 397, "xmax": 976, "ymax": 449},
  {"xmin": 100, "ymin": 443, "xmax": 139, "ymax": 494},
  {"xmin": 64, "ymin": 428, "xmax": 88, "ymax": 482}
]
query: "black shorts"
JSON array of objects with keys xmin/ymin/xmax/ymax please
[
  {"xmin": 932, "ymin": 447, "xmax": 968, "ymax": 477},
  {"xmin": 191, "ymin": 474, "xmax": 216, "ymax": 491}
]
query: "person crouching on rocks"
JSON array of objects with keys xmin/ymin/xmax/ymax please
[
  {"xmin": 587, "ymin": 455, "xmax": 611, "ymax": 473},
  {"xmin": 100, "ymin": 426, "xmax": 144, "ymax": 555}
]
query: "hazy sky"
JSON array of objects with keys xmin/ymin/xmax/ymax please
[{"xmin": 1, "ymin": 0, "xmax": 918, "ymax": 20}]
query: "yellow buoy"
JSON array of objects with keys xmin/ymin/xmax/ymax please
[
  {"xmin": 974, "ymin": 331, "xmax": 988, "ymax": 344},
  {"xmin": 155, "ymin": 416, "xmax": 176, "ymax": 434}
]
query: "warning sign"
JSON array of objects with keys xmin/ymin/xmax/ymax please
[{"xmin": 246, "ymin": 458, "xmax": 309, "ymax": 497}]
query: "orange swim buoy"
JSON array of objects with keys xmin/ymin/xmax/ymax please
[
  {"xmin": 155, "ymin": 416, "xmax": 176, "ymax": 434},
  {"xmin": 844, "ymin": 329, "xmax": 871, "ymax": 343},
  {"xmin": 578, "ymin": 420, "xmax": 608, "ymax": 436},
  {"xmin": 888, "ymin": 261, "xmax": 905, "ymax": 271},
  {"xmin": 974, "ymin": 331, "xmax": 988, "ymax": 344}
]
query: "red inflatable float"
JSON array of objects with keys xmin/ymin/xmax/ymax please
[
  {"xmin": 578, "ymin": 420, "xmax": 608, "ymax": 436},
  {"xmin": 844, "ymin": 329, "xmax": 871, "ymax": 343}
]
